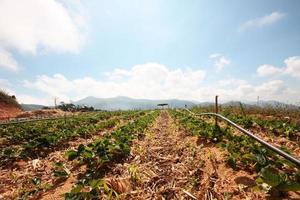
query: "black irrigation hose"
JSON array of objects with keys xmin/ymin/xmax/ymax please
[{"xmin": 184, "ymin": 108, "xmax": 300, "ymax": 167}]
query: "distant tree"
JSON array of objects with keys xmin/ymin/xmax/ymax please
[
  {"xmin": 0, "ymin": 89, "xmax": 21, "ymax": 108},
  {"xmin": 57, "ymin": 102, "xmax": 94, "ymax": 112}
]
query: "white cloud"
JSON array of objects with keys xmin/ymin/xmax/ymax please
[
  {"xmin": 0, "ymin": 78, "xmax": 51, "ymax": 104},
  {"xmin": 23, "ymin": 63, "xmax": 206, "ymax": 103},
  {"xmin": 256, "ymin": 80, "xmax": 286, "ymax": 96},
  {"xmin": 0, "ymin": 48, "xmax": 19, "ymax": 71},
  {"xmin": 209, "ymin": 54, "xmax": 231, "ymax": 72},
  {"xmin": 284, "ymin": 56, "xmax": 300, "ymax": 78},
  {"xmin": 256, "ymin": 56, "xmax": 300, "ymax": 78},
  {"xmin": 0, "ymin": 0, "xmax": 85, "ymax": 54},
  {"xmin": 218, "ymin": 79, "xmax": 248, "ymax": 87},
  {"xmin": 23, "ymin": 74, "xmax": 73, "ymax": 102},
  {"xmin": 256, "ymin": 64, "xmax": 283, "ymax": 77},
  {"xmin": 0, "ymin": 0, "xmax": 86, "ymax": 71},
  {"xmin": 239, "ymin": 11, "xmax": 285, "ymax": 32},
  {"xmin": 0, "ymin": 78, "xmax": 15, "ymax": 94},
  {"xmin": 213, "ymin": 79, "xmax": 288, "ymax": 102},
  {"xmin": 17, "ymin": 94, "xmax": 51, "ymax": 105},
  {"xmin": 0, "ymin": 79, "xmax": 11, "ymax": 87},
  {"xmin": 21, "ymin": 62, "xmax": 300, "ymax": 104}
]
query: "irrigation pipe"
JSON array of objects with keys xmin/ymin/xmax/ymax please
[{"xmin": 184, "ymin": 108, "xmax": 300, "ymax": 167}]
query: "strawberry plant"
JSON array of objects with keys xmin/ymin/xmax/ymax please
[
  {"xmin": 171, "ymin": 109, "xmax": 300, "ymax": 194},
  {"xmin": 65, "ymin": 111, "xmax": 159, "ymax": 199},
  {"xmin": 0, "ymin": 111, "xmax": 145, "ymax": 167}
]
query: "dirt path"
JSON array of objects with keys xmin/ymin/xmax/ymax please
[{"xmin": 99, "ymin": 110, "xmax": 266, "ymax": 199}]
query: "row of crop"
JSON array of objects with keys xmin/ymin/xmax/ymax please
[
  {"xmin": 191, "ymin": 107, "xmax": 300, "ymax": 140},
  {"xmin": 170, "ymin": 109, "xmax": 300, "ymax": 195},
  {"xmin": 226, "ymin": 114, "xmax": 299, "ymax": 140},
  {"xmin": 63, "ymin": 110, "xmax": 160, "ymax": 199},
  {"xmin": 0, "ymin": 111, "xmax": 125, "ymax": 144},
  {"xmin": 0, "ymin": 111, "xmax": 146, "ymax": 166}
]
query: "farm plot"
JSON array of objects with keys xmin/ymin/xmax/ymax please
[
  {"xmin": 191, "ymin": 107, "xmax": 300, "ymax": 159},
  {"xmin": 1, "ymin": 109, "xmax": 299, "ymax": 200},
  {"xmin": 0, "ymin": 110, "xmax": 148, "ymax": 199},
  {"xmin": 42, "ymin": 110, "xmax": 159, "ymax": 199},
  {"xmin": 92, "ymin": 109, "xmax": 235, "ymax": 199},
  {"xmin": 172, "ymin": 109, "xmax": 300, "ymax": 199},
  {"xmin": 0, "ymin": 111, "xmax": 147, "ymax": 166}
]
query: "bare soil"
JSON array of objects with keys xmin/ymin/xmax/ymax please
[
  {"xmin": 15, "ymin": 109, "xmax": 71, "ymax": 119},
  {"xmin": 0, "ymin": 102, "xmax": 22, "ymax": 120},
  {"xmin": 0, "ymin": 119, "xmax": 121, "ymax": 199},
  {"xmin": 2, "ymin": 110, "xmax": 299, "ymax": 199},
  {"xmin": 99, "ymin": 111, "xmax": 267, "ymax": 199}
]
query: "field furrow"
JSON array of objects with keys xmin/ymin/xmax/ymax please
[
  {"xmin": 1, "ymin": 109, "xmax": 299, "ymax": 200},
  {"xmin": 0, "ymin": 111, "xmax": 145, "ymax": 199}
]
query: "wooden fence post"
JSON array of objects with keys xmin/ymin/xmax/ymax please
[{"xmin": 215, "ymin": 95, "xmax": 218, "ymax": 126}]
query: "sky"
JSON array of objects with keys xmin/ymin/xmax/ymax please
[{"xmin": 0, "ymin": 0, "xmax": 300, "ymax": 105}]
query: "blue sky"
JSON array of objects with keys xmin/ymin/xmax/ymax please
[{"xmin": 0, "ymin": 0, "xmax": 300, "ymax": 105}]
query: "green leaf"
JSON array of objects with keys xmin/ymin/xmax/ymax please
[
  {"xmin": 227, "ymin": 157, "xmax": 237, "ymax": 169},
  {"xmin": 260, "ymin": 167, "xmax": 282, "ymax": 187},
  {"xmin": 89, "ymin": 179, "xmax": 103, "ymax": 189},
  {"xmin": 255, "ymin": 177, "xmax": 264, "ymax": 184},
  {"xmin": 242, "ymin": 153, "xmax": 255, "ymax": 160},
  {"xmin": 53, "ymin": 162, "xmax": 64, "ymax": 167},
  {"xmin": 82, "ymin": 150, "xmax": 93, "ymax": 159},
  {"xmin": 277, "ymin": 182, "xmax": 300, "ymax": 191},
  {"xmin": 77, "ymin": 144, "xmax": 85, "ymax": 153},
  {"xmin": 53, "ymin": 170, "xmax": 68, "ymax": 178},
  {"xmin": 31, "ymin": 177, "xmax": 41, "ymax": 185},
  {"xmin": 70, "ymin": 184, "xmax": 83, "ymax": 194},
  {"xmin": 102, "ymin": 182, "xmax": 110, "ymax": 192},
  {"xmin": 66, "ymin": 150, "xmax": 78, "ymax": 161}
]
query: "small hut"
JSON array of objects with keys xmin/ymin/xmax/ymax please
[{"xmin": 157, "ymin": 103, "xmax": 169, "ymax": 109}]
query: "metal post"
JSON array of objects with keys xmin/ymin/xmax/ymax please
[{"xmin": 215, "ymin": 95, "xmax": 218, "ymax": 126}]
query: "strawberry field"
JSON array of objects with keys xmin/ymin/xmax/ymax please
[{"xmin": 0, "ymin": 109, "xmax": 299, "ymax": 199}]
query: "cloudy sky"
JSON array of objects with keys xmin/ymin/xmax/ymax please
[{"xmin": 0, "ymin": 0, "xmax": 300, "ymax": 105}]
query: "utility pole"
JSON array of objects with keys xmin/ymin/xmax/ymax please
[
  {"xmin": 54, "ymin": 97, "xmax": 58, "ymax": 109},
  {"xmin": 257, "ymin": 96, "xmax": 259, "ymax": 106}
]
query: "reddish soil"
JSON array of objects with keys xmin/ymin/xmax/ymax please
[
  {"xmin": 0, "ymin": 107, "xmax": 73, "ymax": 122},
  {"xmin": 0, "ymin": 102, "xmax": 22, "ymax": 120}
]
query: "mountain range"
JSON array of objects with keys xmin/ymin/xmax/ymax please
[
  {"xmin": 73, "ymin": 96, "xmax": 196, "ymax": 110},
  {"xmin": 19, "ymin": 96, "xmax": 299, "ymax": 111}
]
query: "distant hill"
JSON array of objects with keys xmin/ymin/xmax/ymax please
[
  {"xmin": 18, "ymin": 97, "xmax": 299, "ymax": 112},
  {"xmin": 256, "ymin": 100, "xmax": 300, "ymax": 109},
  {"xmin": 74, "ymin": 96, "xmax": 197, "ymax": 110},
  {"xmin": 221, "ymin": 100, "xmax": 300, "ymax": 110}
]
